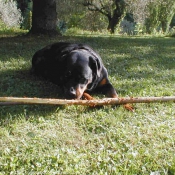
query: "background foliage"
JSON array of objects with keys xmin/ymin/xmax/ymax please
[
  {"xmin": 0, "ymin": 0, "xmax": 175, "ymax": 35},
  {"xmin": 0, "ymin": 0, "xmax": 22, "ymax": 28}
]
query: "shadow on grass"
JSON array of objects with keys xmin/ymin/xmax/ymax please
[
  {"xmin": 1, "ymin": 34, "xmax": 174, "ymax": 70},
  {"xmin": 0, "ymin": 68, "xmax": 66, "ymax": 120}
]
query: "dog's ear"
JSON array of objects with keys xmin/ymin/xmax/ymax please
[{"xmin": 89, "ymin": 56, "xmax": 102, "ymax": 78}]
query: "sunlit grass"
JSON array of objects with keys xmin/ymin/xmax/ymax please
[{"xmin": 0, "ymin": 32, "xmax": 175, "ymax": 174}]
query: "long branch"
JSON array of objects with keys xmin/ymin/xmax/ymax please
[
  {"xmin": 83, "ymin": 1, "xmax": 109, "ymax": 17},
  {"xmin": 0, "ymin": 96, "xmax": 174, "ymax": 106}
]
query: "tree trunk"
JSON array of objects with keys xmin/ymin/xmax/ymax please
[
  {"xmin": 161, "ymin": 21, "xmax": 168, "ymax": 33},
  {"xmin": 107, "ymin": 0, "xmax": 126, "ymax": 34},
  {"xmin": 30, "ymin": 0, "xmax": 59, "ymax": 35},
  {"xmin": 107, "ymin": 14, "xmax": 120, "ymax": 34}
]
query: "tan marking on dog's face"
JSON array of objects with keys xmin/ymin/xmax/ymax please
[
  {"xmin": 75, "ymin": 80, "xmax": 92, "ymax": 99},
  {"xmin": 76, "ymin": 85, "xmax": 87, "ymax": 99},
  {"xmin": 99, "ymin": 78, "xmax": 107, "ymax": 86}
]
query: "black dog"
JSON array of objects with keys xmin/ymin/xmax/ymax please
[{"xmin": 32, "ymin": 42, "xmax": 118, "ymax": 99}]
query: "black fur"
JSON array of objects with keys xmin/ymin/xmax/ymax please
[{"xmin": 32, "ymin": 42, "xmax": 118, "ymax": 99}]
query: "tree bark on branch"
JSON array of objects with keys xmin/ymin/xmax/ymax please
[{"xmin": 0, "ymin": 96, "xmax": 174, "ymax": 106}]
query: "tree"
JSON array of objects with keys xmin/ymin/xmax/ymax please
[
  {"xmin": 30, "ymin": 0, "xmax": 59, "ymax": 35},
  {"xmin": 83, "ymin": 0, "xmax": 126, "ymax": 33},
  {"xmin": 144, "ymin": 0, "xmax": 175, "ymax": 34},
  {"xmin": 126, "ymin": 0, "xmax": 175, "ymax": 34}
]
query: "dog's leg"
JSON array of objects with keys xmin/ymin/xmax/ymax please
[
  {"xmin": 96, "ymin": 78, "xmax": 118, "ymax": 98},
  {"xmin": 100, "ymin": 83, "xmax": 118, "ymax": 98}
]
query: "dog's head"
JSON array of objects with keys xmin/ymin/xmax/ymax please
[{"xmin": 61, "ymin": 49, "xmax": 102, "ymax": 99}]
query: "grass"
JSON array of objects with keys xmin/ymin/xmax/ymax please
[{"xmin": 0, "ymin": 30, "xmax": 175, "ymax": 174}]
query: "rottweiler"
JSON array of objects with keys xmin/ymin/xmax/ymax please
[{"xmin": 32, "ymin": 42, "xmax": 118, "ymax": 99}]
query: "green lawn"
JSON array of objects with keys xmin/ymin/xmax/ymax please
[{"xmin": 0, "ymin": 32, "xmax": 175, "ymax": 174}]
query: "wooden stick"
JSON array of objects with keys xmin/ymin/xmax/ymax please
[{"xmin": 0, "ymin": 96, "xmax": 174, "ymax": 106}]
